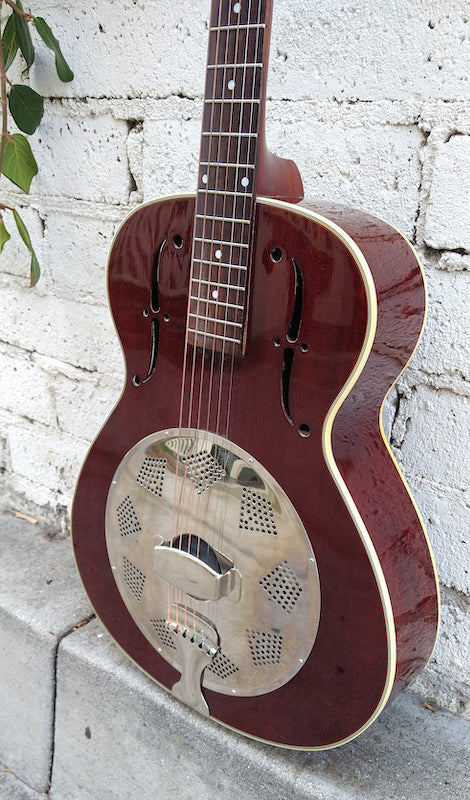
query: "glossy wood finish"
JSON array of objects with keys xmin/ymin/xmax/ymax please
[{"xmin": 72, "ymin": 194, "xmax": 438, "ymax": 749}]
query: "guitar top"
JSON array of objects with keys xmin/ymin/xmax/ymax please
[{"xmin": 72, "ymin": 0, "xmax": 439, "ymax": 749}]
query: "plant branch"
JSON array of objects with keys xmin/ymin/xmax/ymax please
[
  {"xmin": 4, "ymin": 0, "xmax": 33, "ymax": 22},
  {"xmin": 0, "ymin": 0, "xmax": 10, "ymax": 180}
]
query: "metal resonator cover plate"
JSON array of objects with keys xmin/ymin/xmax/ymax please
[{"xmin": 105, "ymin": 429, "xmax": 321, "ymax": 699}]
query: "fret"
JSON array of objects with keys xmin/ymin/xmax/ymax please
[
  {"xmin": 209, "ymin": 24, "xmax": 265, "ymax": 32},
  {"xmin": 187, "ymin": 327, "xmax": 242, "ymax": 345},
  {"xmin": 202, "ymin": 131, "xmax": 257, "ymax": 138},
  {"xmin": 200, "ymin": 162, "xmax": 256, "ymax": 168},
  {"xmin": 207, "ymin": 24, "xmax": 265, "ymax": 73},
  {"xmin": 202, "ymin": 101, "xmax": 259, "ymax": 135},
  {"xmin": 193, "ymin": 258, "xmax": 247, "ymax": 270},
  {"xmin": 196, "ymin": 212, "xmax": 251, "ymax": 225},
  {"xmin": 188, "ymin": 312, "xmax": 243, "ymax": 329},
  {"xmin": 194, "ymin": 238, "xmax": 249, "ymax": 249},
  {"xmin": 204, "ymin": 98, "xmax": 260, "ymax": 105},
  {"xmin": 209, "ymin": 0, "xmax": 265, "ymax": 27},
  {"xmin": 199, "ymin": 161, "xmax": 255, "ymax": 169},
  {"xmin": 189, "ymin": 297, "xmax": 245, "ymax": 312},
  {"xmin": 190, "ymin": 283, "xmax": 246, "ymax": 312},
  {"xmin": 200, "ymin": 136, "xmax": 257, "ymax": 173},
  {"xmin": 207, "ymin": 62, "xmax": 263, "ymax": 69},
  {"xmin": 191, "ymin": 278, "xmax": 246, "ymax": 292},
  {"xmin": 201, "ymin": 189, "xmax": 253, "ymax": 198},
  {"xmin": 196, "ymin": 192, "xmax": 254, "ymax": 224}
]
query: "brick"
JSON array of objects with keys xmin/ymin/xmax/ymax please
[
  {"xmin": 410, "ymin": 267, "xmax": 470, "ymax": 388},
  {"xmin": 423, "ymin": 134, "xmax": 470, "ymax": 250},
  {"xmin": 143, "ymin": 116, "xmax": 201, "ymax": 199},
  {"xmin": 413, "ymin": 483, "xmax": 470, "ymax": 595},
  {"xmin": 270, "ymin": 1, "xmax": 470, "ymax": 102},
  {"xmin": 0, "ymin": 286, "xmax": 122, "ymax": 375},
  {"xmin": 7, "ymin": 422, "xmax": 88, "ymax": 509},
  {"xmin": 41, "ymin": 210, "xmax": 120, "ymax": 305},
  {"xmin": 268, "ymin": 110, "xmax": 422, "ymax": 237},
  {"xmin": 0, "ymin": 349, "xmax": 55, "ymax": 428},
  {"xmin": 52, "ymin": 368, "xmax": 121, "ymax": 441},
  {"xmin": 428, "ymin": 590, "xmax": 470, "ymax": 690},
  {"xmin": 394, "ymin": 384, "xmax": 469, "ymax": 493},
  {"xmin": 31, "ymin": 111, "xmax": 131, "ymax": 204}
]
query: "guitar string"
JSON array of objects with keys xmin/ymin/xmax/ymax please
[
  {"xmin": 211, "ymin": 0, "xmax": 261, "ymax": 566},
  {"xmin": 203, "ymin": 2, "xmax": 250, "ymax": 566},
  {"xmin": 171, "ymin": 0, "xmax": 238, "ymax": 632},
  {"xmin": 190, "ymin": 0, "xmax": 259, "ymax": 632},
  {"xmin": 184, "ymin": 0, "xmax": 242, "ymax": 634},
  {"xmin": 180, "ymin": 0, "xmax": 256, "ymax": 637},
  {"xmin": 168, "ymin": 0, "xmax": 226, "ymax": 629},
  {"xmin": 183, "ymin": 0, "xmax": 263, "ymax": 639},
  {"xmin": 169, "ymin": 1, "xmax": 264, "ymax": 639},
  {"xmin": 187, "ymin": 0, "xmax": 263, "ymax": 634}
]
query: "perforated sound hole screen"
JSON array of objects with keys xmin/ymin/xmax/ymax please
[
  {"xmin": 239, "ymin": 488, "xmax": 277, "ymax": 535},
  {"xmin": 116, "ymin": 495, "xmax": 142, "ymax": 537},
  {"xmin": 122, "ymin": 556, "xmax": 146, "ymax": 601},
  {"xmin": 183, "ymin": 450, "xmax": 226, "ymax": 493},
  {"xmin": 259, "ymin": 561, "xmax": 303, "ymax": 613},
  {"xmin": 207, "ymin": 651, "xmax": 240, "ymax": 680},
  {"xmin": 136, "ymin": 457, "xmax": 167, "ymax": 496},
  {"xmin": 150, "ymin": 618, "xmax": 177, "ymax": 650},
  {"xmin": 246, "ymin": 629, "xmax": 283, "ymax": 666}
]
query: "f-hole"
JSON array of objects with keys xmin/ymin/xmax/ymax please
[
  {"xmin": 132, "ymin": 318, "xmax": 160, "ymax": 387},
  {"xmin": 151, "ymin": 239, "xmax": 166, "ymax": 313},
  {"xmin": 281, "ymin": 348, "xmax": 295, "ymax": 425},
  {"xmin": 286, "ymin": 258, "xmax": 303, "ymax": 344}
]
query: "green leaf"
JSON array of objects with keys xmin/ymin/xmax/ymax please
[
  {"xmin": 2, "ymin": 14, "xmax": 19, "ymax": 71},
  {"xmin": 13, "ymin": 208, "xmax": 40, "ymax": 286},
  {"xmin": 33, "ymin": 18, "xmax": 74, "ymax": 82},
  {"xmin": 9, "ymin": 84, "xmax": 44, "ymax": 135},
  {"xmin": 2, "ymin": 133, "xmax": 38, "ymax": 193},
  {"xmin": 0, "ymin": 218, "xmax": 11, "ymax": 254},
  {"xmin": 12, "ymin": 3, "xmax": 35, "ymax": 73}
]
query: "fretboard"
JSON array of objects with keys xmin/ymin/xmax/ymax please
[{"xmin": 188, "ymin": 0, "xmax": 271, "ymax": 352}]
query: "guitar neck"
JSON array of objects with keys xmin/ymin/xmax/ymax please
[{"xmin": 188, "ymin": 0, "xmax": 273, "ymax": 354}]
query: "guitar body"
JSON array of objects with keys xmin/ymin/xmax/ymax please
[{"xmin": 72, "ymin": 194, "xmax": 438, "ymax": 748}]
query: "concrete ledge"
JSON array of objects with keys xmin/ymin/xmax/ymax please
[
  {"xmin": 0, "ymin": 767, "xmax": 46, "ymax": 800},
  {"xmin": 0, "ymin": 508, "xmax": 92, "ymax": 792},
  {"xmin": 51, "ymin": 618, "xmax": 470, "ymax": 800},
  {"xmin": 1, "ymin": 506, "xmax": 469, "ymax": 799}
]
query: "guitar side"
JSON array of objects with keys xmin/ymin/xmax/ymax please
[
  {"xmin": 72, "ymin": 194, "xmax": 438, "ymax": 749},
  {"xmin": 310, "ymin": 200, "xmax": 440, "ymax": 699}
]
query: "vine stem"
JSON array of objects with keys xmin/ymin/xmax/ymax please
[
  {"xmin": 4, "ymin": 0, "xmax": 33, "ymax": 22},
  {"xmin": 0, "ymin": 0, "xmax": 9, "ymax": 185}
]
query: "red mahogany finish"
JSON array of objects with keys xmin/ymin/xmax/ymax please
[{"xmin": 72, "ymin": 0, "xmax": 438, "ymax": 749}]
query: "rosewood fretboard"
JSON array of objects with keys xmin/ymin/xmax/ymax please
[{"xmin": 188, "ymin": 0, "xmax": 272, "ymax": 352}]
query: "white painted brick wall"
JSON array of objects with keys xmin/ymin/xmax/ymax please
[{"xmin": 0, "ymin": 0, "xmax": 469, "ymax": 719}]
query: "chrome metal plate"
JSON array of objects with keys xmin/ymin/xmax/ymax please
[{"xmin": 105, "ymin": 429, "xmax": 321, "ymax": 699}]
